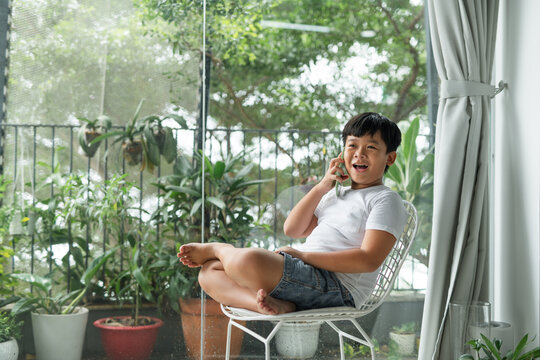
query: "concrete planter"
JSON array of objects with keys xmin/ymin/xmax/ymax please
[
  {"xmin": 389, "ymin": 331, "xmax": 415, "ymax": 355},
  {"xmin": 275, "ymin": 321, "xmax": 323, "ymax": 359},
  {"xmin": 0, "ymin": 338, "xmax": 19, "ymax": 360},
  {"xmin": 31, "ymin": 306, "xmax": 89, "ymax": 360}
]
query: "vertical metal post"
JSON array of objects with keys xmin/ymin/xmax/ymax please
[
  {"xmin": 0, "ymin": 0, "xmax": 11, "ymax": 181},
  {"xmin": 196, "ymin": 49, "xmax": 211, "ymax": 153},
  {"xmin": 424, "ymin": 0, "xmax": 439, "ymax": 148}
]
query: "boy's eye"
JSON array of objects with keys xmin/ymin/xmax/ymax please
[{"xmin": 368, "ymin": 146, "xmax": 376, "ymax": 149}]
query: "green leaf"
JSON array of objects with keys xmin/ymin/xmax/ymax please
[
  {"xmin": 206, "ymin": 196, "xmax": 225, "ymax": 209},
  {"xmin": 190, "ymin": 198, "xmax": 202, "ymax": 217},
  {"xmin": 9, "ymin": 273, "xmax": 51, "ymax": 293},
  {"xmin": 162, "ymin": 128, "xmax": 177, "ymax": 163},
  {"xmin": 174, "ymin": 155, "xmax": 193, "ymax": 177},
  {"xmin": 146, "ymin": 134, "xmax": 161, "ymax": 166},
  {"xmin": 402, "ymin": 117, "xmax": 419, "ymax": 163},
  {"xmin": 406, "ymin": 168, "xmax": 422, "ymax": 195},
  {"xmin": 81, "ymin": 247, "xmax": 118, "ymax": 285},
  {"xmin": 164, "ymin": 114, "xmax": 188, "ymax": 129},
  {"xmin": 481, "ymin": 334, "xmax": 502, "ymax": 360},
  {"xmin": 165, "ymin": 185, "xmax": 200, "ymax": 197},
  {"xmin": 11, "ymin": 297, "xmax": 40, "ymax": 315},
  {"xmin": 213, "ymin": 161, "xmax": 226, "ymax": 179},
  {"xmin": 511, "ymin": 334, "xmax": 528, "ymax": 359},
  {"xmin": 133, "ymin": 268, "xmax": 154, "ymax": 302},
  {"xmin": 385, "ymin": 161, "xmax": 402, "ymax": 184},
  {"xmin": 132, "ymin": 98, "xmax": 145, "ymax": 124}
]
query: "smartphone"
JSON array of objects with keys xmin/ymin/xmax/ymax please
[{"xmin": 335, "ymin": 152, "xmax": 348, "ymax": 197}]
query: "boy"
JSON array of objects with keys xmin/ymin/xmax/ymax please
[{"xmin": 178, "ymin": 112, "xmax": 408, "ymax": 315}]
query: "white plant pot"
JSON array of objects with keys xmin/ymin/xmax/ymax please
[
  {"xmin": 0, "ymin": 338, "xmax": 19, "ymax": 360},
  {"xmin": 275, "ymin": 321, "xmax": 322, "ymax": 359},
  {"xmin": 31, "ymin": 306, "xmax": 89, "ymax": 360},
  {"xmin": 389, "ymin": 331, "xmax": 416, "ymax": 355}
]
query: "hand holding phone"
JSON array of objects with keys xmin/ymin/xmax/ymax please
[{"xmin": 335, "ymin": 152, "xmax": 348, "ymax": 197}]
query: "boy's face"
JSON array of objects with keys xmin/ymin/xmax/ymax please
[{"xmin": 343, "ymin": 132, "xmax": 397, "ymax": 190}]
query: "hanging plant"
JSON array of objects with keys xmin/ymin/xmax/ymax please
[
  {"xmin": 92, "ymin": 99, "xmax": 187, "ymax": 171},
  {"xmin": 139, "ymin": 113, "xmax": 187, "ymax": 166},
  {"xmin": 77, "ymin": 115, "xmax": 112, "ymax": 158}
]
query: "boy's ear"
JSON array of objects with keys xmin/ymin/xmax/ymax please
[{"xmin": 386, "ymin": 151, "xmax": 397, "ymax": 166}]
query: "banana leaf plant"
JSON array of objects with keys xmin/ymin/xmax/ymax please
[{"xmin": 9, "ymin": 248, "xmax": 117, "ymax": 315}]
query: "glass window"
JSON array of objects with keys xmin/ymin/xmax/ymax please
[{"xmin": 1, "ymin": 0, "xmax": 432, "ymax": 358}]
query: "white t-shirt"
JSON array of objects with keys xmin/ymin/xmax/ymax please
[{"xmin": 297, "ymin": 184, "xmax": 408, "ymax": 308}]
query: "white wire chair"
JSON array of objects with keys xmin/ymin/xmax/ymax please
[{"xmin": 220, "ymin": 200, "xmax": 418, "ymax": 360}]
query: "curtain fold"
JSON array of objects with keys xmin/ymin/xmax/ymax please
[{"xmin": 418, "ymin": 1, "xmax": 499, "ymax": 359}]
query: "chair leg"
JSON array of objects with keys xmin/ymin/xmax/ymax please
[
  {"xmin": 326, "ymin": 319, "xmax": 376, "ymax": 360},
  {"xmin": 338, "ymin": 333, "xmax": 345, "ymax": 360},
  {"xmin": 225, "ymin": 319, "xmax": 232, "ymax": 360}
]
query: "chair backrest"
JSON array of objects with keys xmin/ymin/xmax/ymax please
[{"xmin": 357, "ymin": 200, "xmax": 418, "ymax": 313}]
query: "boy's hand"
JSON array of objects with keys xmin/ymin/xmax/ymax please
[
  {"xmin": 318, "ymin": 152, "xmax": 349, "ymax": 192},
  {"xmin": 276, "ymin": 246, "xmax": 304, "ymax": 261}
]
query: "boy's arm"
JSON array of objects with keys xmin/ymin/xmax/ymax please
[
  {"xmin": 283, "ymin": 154, "xmax": 348, "ymax": 238},
  {"xmin": 278, "ymin": 229, "xmax": 396, "ymax": 273}
]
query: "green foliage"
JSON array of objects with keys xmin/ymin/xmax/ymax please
[
  {"xmin": 136, "ymin": 0, "xmax": 427, "ymax": 132},
  {"xmin": 386, "ymin": 117, "xmax": 433, "ymax": 267},
  {"xmin": 0, "ymin": 311, "xmax": 23, "ymax": 343},
  {"xmin": 9, "ymin": 248, "xmax": 116, "ymax": 315},
  {"xmin": 391, "ymin": 321, "xmax": 416, "ymax": 335},
  {"xmin": 92, "ymin": 99, "xmax": 188, "ymax": 172},
  {"xmin": 77, "ymin": 115, "xmax": 113, "ymax": 158},
  {"xmin": 459, "ymin": 334, "xmax": 540, "ymax": 360},
  {"xmin": 151, "ymin": 150, "xmax": 270, "ymax": 300},
  {"xmin": 344, "ymin": 338, "xmax": 379, "ymax": 357}
]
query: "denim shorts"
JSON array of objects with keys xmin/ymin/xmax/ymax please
[{"xmin": 269, "ymin": 252, "xmax": 355, "ymax": 311}]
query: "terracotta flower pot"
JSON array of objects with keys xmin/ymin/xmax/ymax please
[
  {"xmin": 93, "ymin": 316, "xmax": 163, "ymax": 360},
  {"xmin": 179, "ymin": 298, "xmax": 244, "ymax": 360}
]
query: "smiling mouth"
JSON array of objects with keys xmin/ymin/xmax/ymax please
[{"xmin": 352, "ymin": 164, "xmax": 368, "ymax": 170}]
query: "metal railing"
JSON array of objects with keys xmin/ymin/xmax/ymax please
[{"xmin": 0, "ymin": 123, "xmax": 427, "ymax": 292}]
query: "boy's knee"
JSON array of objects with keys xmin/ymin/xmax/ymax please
[
  {"xmin": 231, "ymin": 248, "xmax": 268, "ymax": 269},
  {"xmin": 198, "ymin": 260, "xmax": 220, "ymax": 288}
]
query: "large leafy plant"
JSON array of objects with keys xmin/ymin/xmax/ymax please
[
  {"xmin": 386, "ymin": 117, "xmax": 434, "ymax": 267},
  {"xmin": 151, "ymin": 151, "xmax": 269, "ymax": 302},
  {"xmin": 9, "ymin": 249, "xmax": 116, "ymax": 315}
]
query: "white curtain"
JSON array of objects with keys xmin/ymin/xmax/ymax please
[{"xmin": 419, "ymin": 1, "xmax": 500, "ymax": 359}]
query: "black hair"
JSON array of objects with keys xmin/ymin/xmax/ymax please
[{"xmin": 341, "ymin": 112, "xmax": 401, "ymax": 153}]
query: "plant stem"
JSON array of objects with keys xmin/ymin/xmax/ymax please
[{"xmin": 62, "ymin": 288, "xmax": 86, "ymax": 315}]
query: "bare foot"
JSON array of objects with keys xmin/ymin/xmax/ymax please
[
  {"xmin": 256, "ymin": 289, "xmax": 295, "ymax": 315},
  {"xmin": 177, "ymin": 243, "xmax": 218, "ymax": 268}
]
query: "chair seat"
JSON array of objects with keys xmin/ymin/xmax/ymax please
[{"xmin": 221, "ymin": 304, "xmax": 370, "ymax": 322}]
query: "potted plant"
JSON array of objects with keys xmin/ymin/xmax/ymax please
[
  {"xmin": 151, "ymin": 151, "xmax": 269, "ymax": 360},
  {"xmin": 91, "ymin": 99, "xmax": 186, "ymax": 171},
  {"xmin": 0, "ymin": 311, "xmax": 23, "ymax": 360},
  {"xmin": 9, "ymin": 250, "xmax": 115, "ymax": 360},
  {"xmin": 459, "ymin": 333, "xmax": 540, "ymax": 360},
  {"xmin": 389, "ymin": 321, "xmax": 417, "ymax": 355},
  {"xmin": 90, "ymin": 177, "xmax": 164, "ymax": 360},
  {"xmin": 77, "ymin": 114, "xmax": 112, "ymax": 158},
  {"xmin": 138, "ymin": 111, "xmax": 187, "ymax": 167}
]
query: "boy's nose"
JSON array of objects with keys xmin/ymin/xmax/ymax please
[{"xmin": 356, "ymin": 148, "xmax": 367, "ymax": 158}]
